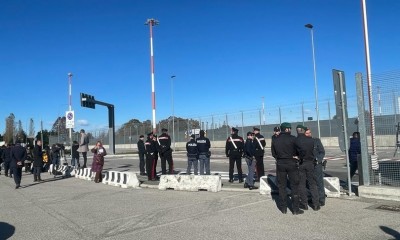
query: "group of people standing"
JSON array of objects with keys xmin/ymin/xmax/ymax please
[
  {"xmin": 271, "ymin": 122, "xmax": 326, "ymax": 215},
  {"xmin": 137, "ymin": 128, "xmax": 176, "ymax": 181}
]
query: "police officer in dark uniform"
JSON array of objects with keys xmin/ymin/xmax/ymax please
[
  {"xmin": 295, "ymin": 125, "xmax": 320, "ymax": 211},
  {"xmin": 158, "ymin": 128, "xmax": 174, "ymax": 175},
  {"xmin": 253, "ymin": 127, "xmax": 266, "ymax": 181},
  {"xmin": 306, "ymin": 128, "xmax": 326, "ymax": 206},
  {"xmin": 137, "ymin": 135, "xmax": 146, "ymax": 176},
  {"xmin": 186, "ymin": 134, "xmax": 198, "ymax": 175},
  {"xmin": 271, "ymin": 122, "xmax": 303, "ymax": 215},
  {"xmin": 33, "ymin": 140, "xmax": 43, "ymax": 182},
  {"xmin": 244, "ymin": 132, "xmax": 258, "ymax": 190},
  {"xmin": 196, "ymin": 130, "xmax": 211, "ymax": 175},
  {"xmin": 225, "ymin": 127, "xmax": 244, "ymax": 183},
  {"xmin": 10, "ymin": 140, "xmax": 27, "ymax": 189},
  {"xmin": 272, "ymin": 126, "xmax": 280, "ymax": 142},
  {"xmin": 145, "ymin": 132, "xmax": 158, "ymax": 181}
]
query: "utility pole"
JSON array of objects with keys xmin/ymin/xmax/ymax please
[{"xmin": 145, "ymin": 18, "xmax": 159, "ymax": 134}]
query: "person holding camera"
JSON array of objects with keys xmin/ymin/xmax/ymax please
[{"xmin": 91, "ymin": 141, "xmax": 107, "ymax": 183}]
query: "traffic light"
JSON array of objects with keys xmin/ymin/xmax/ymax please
[{"xmin": 80, "ymin": 93, "xmax": 96, "ymax": 109}]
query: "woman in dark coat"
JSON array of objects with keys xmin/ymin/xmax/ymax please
[
  {"xmin": 91, "ymin": 141, "xmax": 107, "ymax": 183},
  {"xmin": 349, "ymin": 132, "xmax": 361, "ymax": 179}
]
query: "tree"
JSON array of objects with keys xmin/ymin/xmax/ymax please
[
  {"xmin": 36, "ymin": 130, "xmax": 50, "ymax": 146},
  {"xmin": 16, "ymin": 120, "xmax": 27, "ymax": 143},
  {"xmin": 4, "ymin": 113, "xmax": 15, "ymax": 144}
]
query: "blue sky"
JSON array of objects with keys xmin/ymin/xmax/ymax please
[{"xmin": 1, "ymin": 0, "xmax": 399, "ymax": 134}]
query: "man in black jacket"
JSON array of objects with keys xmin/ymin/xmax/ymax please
[
  {"xmin": 33, "ymin": 140, "xmax": 43, "ymax": 182},
  {"xmin": 186, "ymin": 134, "xmax": 198, "ymax": 175},
  {"xmin": 196, "ymin": 130, "xmax": 211, "ymax": 175},
  {"xmin": 145, "ymin": 132, "xmax": 158, "ymax": 181},
  {"xmin": 158, "ymin": 128, "xmax": 173, "ymax": 174},
  {"xmin": 253, "ymin": 127, "xmax": 266, "ymax": 181},
  {"xmin": 137, "ymin": 135, "xmax": 146, "ymax": 176},
  {"xmin": 10, "ymin": 140, "xmax": 27, "ymax": 189},
  {"xmin": 295, "ymin": 125, "xmax": 320, "ymax": 211},
  {"xmin": 3, "ymin": 143, "xmax": 13, "ymax": 177},
  {"xmin": 225, "ymin": 127, "xmax": 244, "ymax": 183},
  {"xmin": 271, "ymin": 122, "xmax": 303, "ymax": 215},
  {"xmin": 244, "ymin": 132, "xmax": 257, "ymax": 190}
]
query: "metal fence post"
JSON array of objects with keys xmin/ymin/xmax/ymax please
[{"xmin": 356, "ymin": 72, "xmax": 370, "ymax": 186}]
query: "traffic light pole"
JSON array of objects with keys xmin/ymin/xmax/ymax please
[{"xmin": 81, "ymin": 94, "xmax": 115, "ymax": 154}]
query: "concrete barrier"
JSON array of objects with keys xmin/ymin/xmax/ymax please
[
  {"xmin": 259, "ymin": 176, "xmax": 271, "ymax": 196},
  {"xmin": 102, "ymin": 171, "xmax": 140, "ymax": 188},
  {"xmin": 118, "ymin": 172, "xmax": 140, "ymax": 188},
  {"xmin": 158, "ymin": 174, "xmax": 222, "ymax": 192},
  {"xmin": 323, "ymin": 177, "xmax": 340, "ymax": 198},
  {"xmin": 75, "ymin": 168, "xmax": 85, "ymax": 179}
]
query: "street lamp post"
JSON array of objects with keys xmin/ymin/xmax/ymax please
[
  {"xmin": 68, "ymin": 73, "xmax": 73, "ymax": 149},
  {"xmin": 305, "ymin": 23, "xmax": 321, "ymax": 139},
  {"xmin": 171, "ymin": 75, "xmax": 176, "ymax": 151}
]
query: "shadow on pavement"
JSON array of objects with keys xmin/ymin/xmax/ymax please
[
  {"xmin": 0, "ymin": 222, "xmax": 15, "ymax": 239},
  {"xmin": 379, "ymin": 226, "xmax": 400, "ymax": 240}
]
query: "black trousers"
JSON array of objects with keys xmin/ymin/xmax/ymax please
[
  {"xmin": 299, "ymin": 161, "xmax": 319, "ymax": 207},
  {"xmin": 350, "ymin": 161, "xmax": 358, "ymax": 179},
  {"xmin": 139, "ymin": 152, "xmax": 146, "ymax": 174},
  {"xmin": 314, "ymin": 163, "xmax": 325, "ymax": 204},
  {"xmin": 255, "ymin": 155, "xmax": 265, "ymax": 180},
  {"xmin": 4, "ymin": 162, "xmax": 11, "ymax": 176},
  {"xmin": 229, "ymin": 156, "xmax": 242, "ymax": 180},
  {"xmin": 82, "ymin": 152, "xmax": 88, "ymax": 168},
  {"xmin": 160, "ymin": 151, "xmax": 174, "ymax": 174},
  {"xmin": 12, "ymin": 167, "xmax": 22, "ymax": 186},
  {"xmin": 276, "ymin": 159, "xmax": 300, "ymax": 212},
  {"xmin": 146, "ymin": 154, "xmax": 157, "ymax": 180}
]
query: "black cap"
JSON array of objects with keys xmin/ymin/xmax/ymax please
[
  {"xmin": 147, "ymin": 132, "xmax": 153, "ymax": 137},
  {"xmin": 190, "ymin": 134, "xmax": 195, "ymax": 138},
  {"xmin": 139, "ymin": 135, "xmax": 144, "ymax": 138},
  {"xmin": 247, "ymin": 131, "xmax": 253, "ymax": 136},
  {"xmin": 161, "ymin": 128, "xmax": 168, "ymax": 132},
  {"xmin": 273, "ymin": 126, "xmax": 280, "ymax": 132},
  {"xmin": 231, "ymin": 127, "xmax": 238, "ymax": 133},
  {"xmin": 253, "ymin": 127, "xmax": 260, "ymax": 131},
  {"xmin": 80, "ymin": 129, "xmax": 85, "ymax": 133},
  {"xmin": 200, "ymin": 130, "xmax": 205, "ymax": 136}
]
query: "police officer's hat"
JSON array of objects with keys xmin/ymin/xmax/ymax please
[
  {"xmin": 280, "ymin": 122, "xmax": 292, "ymax": 130},
  {"xmin": 273, "ymin": 126, "xmax": 280, "ymax": 132},
  {"xmin": 190, "ymin": 134, "xmax": 195, "ymax": 138},
  {"xmin": 147, "ymin": 132, "xmax": 153, "ymax": 137},
  {"xmin": 161, "ymin": 128, "xmax": 168, "ymax": 132},
  {"xmin": 296, "ymin": 124, "xmax": 307, "ymax": 130},
  {"xmin": 231, "ymin": 127, "xmax": 239, "ymax": 133},
  {"xmin": 247, "ymin": 131, "xmax": 253, "ymax": 136},
  {"xmin": 139, "ymin": 135, "xmax": 144, "ymax": 138},
  {"xmin": 80, "ymin": 129, "xmax": 85, "ymax": 133},
  {"xmin": 253, "ymin": 127, "xmax": 260, "ymax": 131}
]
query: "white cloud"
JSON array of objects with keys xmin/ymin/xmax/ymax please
[{"xmin": 77, "ymin": 119, "xmax": 89, "ymax": 126}]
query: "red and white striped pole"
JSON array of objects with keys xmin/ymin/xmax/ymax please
[{"xmin": 145, "ymin": 18, "xmax": 159, "ymax": 134}]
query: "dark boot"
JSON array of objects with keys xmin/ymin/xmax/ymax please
[{"xmin": 34, "ymin": 175, "xmax": 37, "ymax": 182}]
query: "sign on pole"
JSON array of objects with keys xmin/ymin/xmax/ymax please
[{"xmin": 66, "ymin": 111, "xmax": 75, "ymax": 129}]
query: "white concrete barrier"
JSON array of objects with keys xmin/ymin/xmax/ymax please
[
  {"xmin": 323, "ymin": 177, "xmax": 340, "ymax": 198},
  {"xmin": 259, "ymin": 176, "xmax": 271, "ymax": 196},
  {"xmin": 158, "ymin": 174, "xmax": 222, "ymax": 192},
  {"xmin": 119, "ymin": 172, "xmax": 140, "ymax": 188},
  {"xmin": 102, "ymin": 171, "xmax": 119, "ymax": 186},
  {"xmin": 75, "ymin": 168, "xmax": 85, "ymax": 179},
  {"xmin": 102, "ymin": 171, "xmax": 140, "ymax": 188}
]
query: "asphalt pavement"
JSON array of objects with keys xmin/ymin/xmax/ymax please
[{"xmin": 1, "ymin": 149, "xmax": 400, "ymax": 240}]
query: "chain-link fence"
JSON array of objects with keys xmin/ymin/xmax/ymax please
[{"xmin": 359, "ymin": 70, "xmax": 400, "ymax": 187}]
